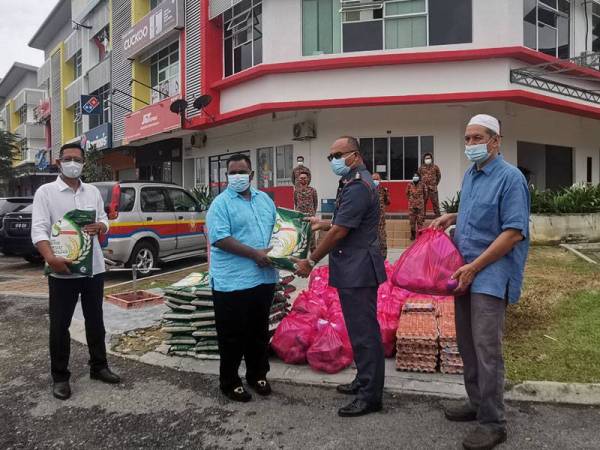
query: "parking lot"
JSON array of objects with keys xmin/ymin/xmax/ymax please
[{"xmin": 0, "ymin": 254, "xmax": 206, "ymax": 297}]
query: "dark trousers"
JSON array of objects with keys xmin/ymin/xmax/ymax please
[
  {"xmin": 338, "ymin": 287, "xmax": 385, "ymax": 404},
  {"xmin": 212, "ymin": 284, "xmax": 275, "ymax": 391},
  {"xmin": 425, "ymin": 189, "xmax": 441, "ymax": 217},
  {"xmin": 48, "ymin": 274, "xmax": 107, "ymax": 382},
  {"xmin": 455, "ymin": 292, "xmax": 507, "ymax": 431}
]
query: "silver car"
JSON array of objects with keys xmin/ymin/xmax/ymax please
[{"xmin": 94, "ymin": 181, "xmax": 207, "ymax": 275}]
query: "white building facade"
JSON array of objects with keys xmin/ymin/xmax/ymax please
[{"xmin": 179, "ymin": 0, "xmax": 600, "ymax": 213}]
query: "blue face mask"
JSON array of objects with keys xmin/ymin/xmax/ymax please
[
  {"xmin": 228, "ymin": 174, "xmax": 251, "ymax": 193},
  {"xmin": 465, "ymin": 142, "xmax": 491, "ymax": 163},
  {"xmin": 330, "ymin": 154, "xmax": 352, "ymax": 176},
  {"xmin": 373, "ymin": 180, "xmax": 380, "ymax": 187}
]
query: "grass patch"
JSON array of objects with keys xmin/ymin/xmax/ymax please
[{"xmin": 505, "ymin": 247, "xmax": 600, "ymax": 383}]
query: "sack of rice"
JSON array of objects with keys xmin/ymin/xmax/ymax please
[
  {"xmin": 268, "ymin": 208, "xmax": 312, "ymax": 271},
  {"xmin": 45, "ymin": 209, "xmax": 96, "ymax": 276}
]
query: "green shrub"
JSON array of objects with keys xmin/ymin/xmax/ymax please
[
  {"xmin": 191, "ymin": 184, "xmax": 214, "ymax": 211},
  {"xmin": 441, "ymin": 191, "xmax": 461, "ymax": 213},
  {"xmin": 530, "ymin": 183, "xmax": 600, "ymax": 214}
]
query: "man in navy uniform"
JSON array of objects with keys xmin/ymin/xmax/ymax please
[{"xmin": 295, "ymin": 136, "xmax": 387, "ymax": 417}]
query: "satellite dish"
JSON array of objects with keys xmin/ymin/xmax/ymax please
[
  {"xmin": 193, "ymin": 94, "xmax": 212, "ymax": 110},
  {"xmin": 170, "ymin": 99, "xmax": 188, "ymax": 115}
]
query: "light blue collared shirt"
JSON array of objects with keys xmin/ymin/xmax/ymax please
[
  {"xmin": 206, "ymin": 187, "xmax": 278, "ymax": 292},
  {"xmin": 454, "ymin": 155, "xmax": 530, "ymax": 303}
]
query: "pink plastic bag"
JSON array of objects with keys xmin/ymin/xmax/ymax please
[
  {"xmin": 291, "ymin": 291, "xmax": 327, "ymax": 318},
  {"xmin": 271, "ymin": 312, "xmax": 317, "ymax": 364},
  {"xmin": 307, "ymin": 319, "xmax": 353, "ymax": 374},
  {"xmin": 391, "ymin": 228, "xmax": 465, "ymax": 296},
  {"xmin": 378, "ymin": 312, "xmax": 399, "ymax": 357}
]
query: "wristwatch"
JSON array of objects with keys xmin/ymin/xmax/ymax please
[{"xmin": 308, "ymin": 259, "xmax": 317, "ymax": 268}]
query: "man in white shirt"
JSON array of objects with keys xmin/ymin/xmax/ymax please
[{"xmin": 31, "ymin": 143, "xmax": 120, "ymax": 400}]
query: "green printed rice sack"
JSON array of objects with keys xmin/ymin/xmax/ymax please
[
  {"xmin": 267, "ymin": 208, "xmax": 312, "ymax": 271},
  {"xmin": 45, "ymin": 209, "xmax": 96, "ymax": 276}
]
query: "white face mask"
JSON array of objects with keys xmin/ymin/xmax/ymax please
[
  {"xmin": 60, "ymin": 161, "xmax": 84, "ymax": 179},
  {"xmin": 424, "ymin": 158, "xmax": 432, "ymax": 165},
  {"xmin": 297, "ymin": 161, "xmax": 304, "ymax": 166}
]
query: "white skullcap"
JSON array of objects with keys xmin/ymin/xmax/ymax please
[{"xmin": 468, "ymin": 114, "xmax": 500, "ymax": 135}]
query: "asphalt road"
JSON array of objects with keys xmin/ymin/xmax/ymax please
[{"xmin": 1, "ymin": 295, "xmax": 599, "ymax": 450}]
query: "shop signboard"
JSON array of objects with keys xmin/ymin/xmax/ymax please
[
  {"xmin": 121, "ymin": 0, "xmax": 184, "ymax": 60},
  {"xmin": 81, "ymin": 122, "xmax": 112, "ymax": 151},
  {"xmin": 123, "ymin": 96, "xmax": 181, "ymax": 144}
]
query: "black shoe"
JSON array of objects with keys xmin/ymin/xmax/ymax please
[
  {"xmin": 462, "ymin": 426, "xmax": 507, "ymax": 450},
  {"xmin": 444, "ymin": 402, "xmax": 478, "ymax": 422},
  {"xmin": 53, "ymin": 381, "xmax": 71, "ymax": 400},
  {"xmin": 90, "ymin": 368, "xmax": 121, "ymax": 384},
  {"xmin": 338, "ymin": 398, "xmax": 382, "ymax": 417},
  {"xmin": 222, "ymin": 385, "xmax": 252, "ymax": 403},
  {"xmin": 336, "ymin": 383, "xmax": 359, "ymax": 395},
  {"xmin": 248, "ymin": 379, "xmax": 272, "ymax": 396}
]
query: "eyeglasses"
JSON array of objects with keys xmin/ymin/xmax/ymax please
[
  {"xmin": 327, "ymin": 151, "xmax": 356, "ymax": 162},
  {"xmin": 60, "ymin": 157, "xmax": 84, "ymax": 164}
]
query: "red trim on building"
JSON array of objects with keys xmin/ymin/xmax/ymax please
[
  {"xmin": 180, "ymin": 29, "xmax": 186, "ymax": 102},
  {"xmin": 185, "ymin": 89, "xmax": 600, "ymax": 131},
  {"xmin": 199, "ymin": 0, "xmax": 221, "ymax": 121},
  {"xmin": 210, "ymin": 46, "xmax": 600, "ymax": 91}
]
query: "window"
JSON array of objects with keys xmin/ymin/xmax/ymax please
[
  {"xmin": 119, "ymin": 188, "xmax": 136, "ymax": 212},
  {"xmin": 223, "ymin": 0, "xmax": 263, "ymax": 77},
  {"xmin": 194, "ymin": 157, "xmax": 207, "ymax": 186},
  {"xmin": 302, "ymin": 0, "xmax": 341, "ymax": 55},
  {"xmin": 276, "ymin": 145, "xmax": 294, "ymax": 185},
  {"xmin": 384, "ymin": 0, "xmax": 428, "ymax": 49},
  {"xmin": 359, "ymin": 135, "xmax": 433, "ymax": 180},
  {"xmin": 73, "ymin": 50, "xmax": 82, "ymax": 79},
  {"xmin": 93, "ymin": 26, "xmax": 110, "ymax": 61},
  {"xmin": 18, "ymin": 139, "xmax": 28, "ymax": 160},
  {"xmin": 73, "ymin": 102, "xmax": 82, "ymax": 137},
  {"xmin": 141, "ymin": 187, "xmax": 170, "ymax": 212},
  {"xmin": 150, "ymin": 41, "xmax": 179, "ymax": 104},
  {"xmin": 167, "ymin": 188, "xmax": 200, "ymax": 212},
  {"xmin": 593, "ymin": 3, "xmax": 600, "ymax": 52},
  {"xmin": 18, "ymin": 106, "xmax": 27, "ymax": 125},
  {"xmin": 150, "ymin": 0, "xmax": 161, "ymax": 9},
  {"xmin": 342, "ymin": 1, "xmax": 384, "ymax": 52},
  {"xmin": 303, "ymin": 0, "xmax": 471, "ymax": 55},
  {"xmin": 89, "ymin": 84, "xmax": 111, "ymax": 130},
  {"xmin": 257, "ymin": 147, "xmax": 274, "ymax": 189},
  {"xmin": 524, "ymin": 0, "xmax": 570, "ymax": 58}
]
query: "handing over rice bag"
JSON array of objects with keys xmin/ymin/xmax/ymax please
[
  {"xmin": 45, "ymin": 209, "xmax": 96, "ymax": 276},
  {"xmin": 391, "ymin": 228, "xmax": 465, "ymax": 296},
  {"xmin": 267, "ymin": 207, "xmax": 312, "ymax": 271}
]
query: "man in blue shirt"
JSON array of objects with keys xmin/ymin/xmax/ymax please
[
  {"xmin": 206, "ymin": 154, "xmax": 278, "ymax": 403},
  {"xmin": 431, "ymin": 114, "xmax": 530, "ymax": 450}
]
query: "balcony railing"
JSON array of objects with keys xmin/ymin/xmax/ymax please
[{"xmin": 14, "ymin": 123, "xmax": 46, "ymax": 140}]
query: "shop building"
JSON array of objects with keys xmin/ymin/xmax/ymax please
[
  {"xmin": 180, "ymin": 0, "xmax": 600, "ymax": 213},
  {"xmin": 0, "ymin": 63, "xmax": 55, "ymax": 196},
  {"xmin": 109, "ymin": 0, "xmax": 187, "ymax": 183},
  {"xmin": 29, "ymin": 0, "xmax": 117, "ymax": 176}
]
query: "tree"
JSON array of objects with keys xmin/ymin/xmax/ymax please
[
  {"xmin": 0, "ymin": 130, "xmax": 19, "ymax": 195},
  {"xmin": 81, "ymin": 145, "xmax": 113, "ymax": 182}
]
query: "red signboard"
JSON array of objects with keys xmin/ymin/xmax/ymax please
[{"xmin": 123, "ymin": 96, "xmax": 181, "ymax": 144}]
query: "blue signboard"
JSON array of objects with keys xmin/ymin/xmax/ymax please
[
  {"xmin": 81, "ymin": 123, "xmax": 112, "ymax": 151},
  {"xmin": 35, "ymin": 149, "xmax": 49, "ymax": 171},
  {"xmin": 81, "ymin": 94, "xmax": 102, "ymax": 115}
]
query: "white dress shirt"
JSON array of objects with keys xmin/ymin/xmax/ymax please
[{"xmin": 31, "ymin": 176, "xmax": 109, "ymax": 277}]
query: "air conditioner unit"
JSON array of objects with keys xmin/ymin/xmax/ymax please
[
  {"xmin": 190, "ymin": 132, "xmax": 207, "ymax": 148},
  {"xmin": 292, "ymin": 121, "xmax": 316, "ymax": 141}
]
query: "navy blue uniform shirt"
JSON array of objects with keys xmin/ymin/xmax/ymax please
[{"xmin": 329, "ymin": 165, "xmax": 387, "ymax": 288}]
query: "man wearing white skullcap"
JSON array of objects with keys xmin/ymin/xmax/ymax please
[{"xmin": 431, "ymin": 114, "xmax": 530, "ymax": 450}]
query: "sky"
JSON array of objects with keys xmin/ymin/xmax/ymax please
[{"xmin": 0, "ymin": 0, "xmax": 58, "ymax": 78}]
